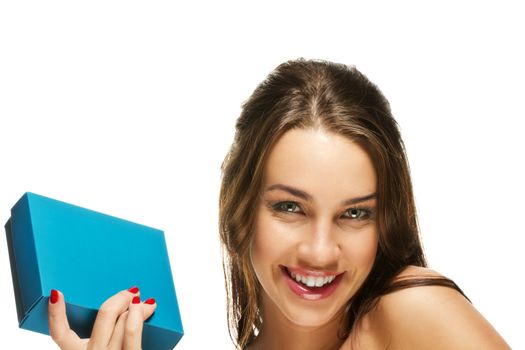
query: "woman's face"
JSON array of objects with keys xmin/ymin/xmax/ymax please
[{"xmin": 250, "ymin": 127, "xmax": 378, "ymax": 328}]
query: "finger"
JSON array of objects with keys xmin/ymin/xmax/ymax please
[
  {"xmin": 107, "ymin": 310, "xmax": 128, "ymax": 350},
  {"xmin": 123, "ymin": 297, "xmax": 158, "ymax": 350},
  {"xmin": 90, "ymin": 287, "xmax": 140, "ymax": 348},
  {"xmin": 141, "ymin": 297, "xmax": 157, "ymax": 321},
  {"xmin": 48, "ymin": 289, "xmax": 83, "ymax": 350},
  {"xmin": 123, "ymin": 296, "xmax": 143, "ymax": 350},
  {"xmin": 109, "ymin": 297, "xmax": 156, "ymax": 350}
]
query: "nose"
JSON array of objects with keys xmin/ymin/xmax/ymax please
[{"xmin": 297, "ymin": 217, "xmax": 341, "ymax": 270}]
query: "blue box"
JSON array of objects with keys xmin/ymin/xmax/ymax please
[{"xmin": 5, "ymin": 192, "xmax": 183, "ymax": 349}]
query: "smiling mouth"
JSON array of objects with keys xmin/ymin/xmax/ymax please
[
  {"xmin": 280, "ymin": 266, "xmax": 344, "ymax": 300},
  {"xmin": 287, "ymin": 268, "xmax": 336, "ymax": 287}
]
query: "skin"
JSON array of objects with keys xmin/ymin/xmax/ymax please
[
  {"xmin": 248, "ymin": 127, "xmax": 510, "ymax": 350},
  {"xmin": 48, "ymin": 288, "xmax": 156, "ymax": 350},
  {"xmin": 249, "ymin": 127, "xmax": 379, "ymax": 350},
  {"xmin": 342, "ymin": 265, "xmax": 511, "ymax": 349},
  {"xmin": 47, "ymin": 127, "xmax": 510, "ymax": 350}
]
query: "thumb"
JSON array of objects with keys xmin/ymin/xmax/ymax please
[{"xmin": 48, "ymin": 289, "xmax": 84, "ymax": 350}]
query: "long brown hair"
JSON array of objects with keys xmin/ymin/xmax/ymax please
[{"xmin": 219, "ymin": 59, "xmax": 467, "ymax": 349}]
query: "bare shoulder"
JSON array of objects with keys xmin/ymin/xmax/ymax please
[
  {"xmin": 370, "ymin": 265, "xmax": 510, "ymax": 349},
  {"xmin": 394, "ymin": 264, "xmax": 442, "ymax": 279}
]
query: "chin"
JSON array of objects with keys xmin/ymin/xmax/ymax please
[{"xmin": 281, "ymin": 301, "xmax": 346, "ymax": 329}]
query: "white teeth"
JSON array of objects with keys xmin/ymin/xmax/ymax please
[
  {"xmin": 288, "ymin": 269, "xmax": 336, "ymax": 288},
  {"xmin": 306, "ymin": 276, "xmax": 316, "ymax": 287},
  {"xmin": 315, "ymin": 277, "xmax": 324, "ymax": 287}
]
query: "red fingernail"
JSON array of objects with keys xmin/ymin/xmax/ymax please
[
  {"xmin": 132, "ymin": 296, "xmax": 141, "ymax": 304},
  {"xmin": 50, "ymin": 289, "xmax": 59, "ymax": 304},
  {"xmin": 128, "ymin": 286, "xmax": 139, "ymax": 294},
  {"xmin": 144, "ymin": 298, "xmax": 156, "ymax": 305}
]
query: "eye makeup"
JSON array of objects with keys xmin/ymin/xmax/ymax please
[
  {"xmin": 267, "ymin": 199, "xmax": 375, "ymax": 222},
  {"xmin": 341, "ymin": 206, "xmax": 375, "ymax": 220},
  {"xmin": 265, "ymin": 200, "xmax": 306, "ymax": 220},
  {"xmin": 271, "ymin": 200, "xmax": 303, "ymax": 214}
]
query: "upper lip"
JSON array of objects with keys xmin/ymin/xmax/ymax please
[{"xmin": 282, "ymin": 265, "xmax": 342, "ymax": 277}]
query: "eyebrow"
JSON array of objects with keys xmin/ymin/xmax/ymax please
[{"xmin": 265, "ymin": 183, "xmax": 377, "ymax": 205}]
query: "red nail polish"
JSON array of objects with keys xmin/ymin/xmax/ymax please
[
  {"xmin": 128, "ymin": 286, "xmax": 139, "ymax": 294},
  {"xmin": 144, "ymin": 298, "xmax": 156, "ymax": 305},
  {"xmin": 132, "ymin": 296, "xmax": 141, "ymax": 304},
  {"xmin": 50, "ymin": 289, "xmax": 59, "ymax": 304}
]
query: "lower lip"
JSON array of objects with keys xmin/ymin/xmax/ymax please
[{"xmin": 281, "ymin": 266, "xmax": 344, "ymax": 301}]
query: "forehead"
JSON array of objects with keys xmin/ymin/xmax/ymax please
[{"xmin": 263, "ymin": 128, "xmax": 377, "ymax": 198}]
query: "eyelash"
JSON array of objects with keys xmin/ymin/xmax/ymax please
[{"xmin": 271, "ymin": 201, "xmax": 374, "ymax": 220}]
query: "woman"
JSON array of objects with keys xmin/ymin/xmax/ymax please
[
  {"xmin": 47, "ymin": 59, "xmax": 509, "ymax": 349},
  {"xmin": 218, "ymin": 59, "xmax": 509, "ymax": 349}
]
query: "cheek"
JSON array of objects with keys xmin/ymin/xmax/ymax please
[
  {"xmin": 342, "ymin": 227, "xmax": 378, "ymax": 269},
  {"xmin": 251, "ymin": 212, "xmax": 285, "ymax": 275},
  {"xmin": 251, "ymin": 211, "xmax": 298, "ymax": 276}
]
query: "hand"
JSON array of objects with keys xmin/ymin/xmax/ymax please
[{"xmin": 48, "ymin": 287, "xmax": 157, "ymax": 350}]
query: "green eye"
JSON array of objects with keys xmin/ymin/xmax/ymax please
[
  {"xmin": 273, "ymin": 201, "xmax": 301, "ymax": 213},
  {"xmin": 343, "ymin": 207, "xmax": 371, "ymax": 220}
]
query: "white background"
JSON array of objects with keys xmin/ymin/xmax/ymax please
[{"xmin": 1, "ymin": 1, "xmax": 523, "ymax": 348}]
